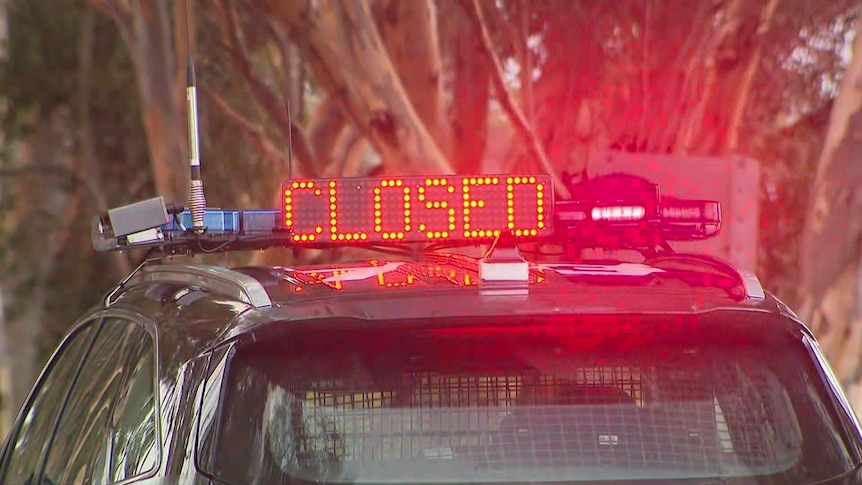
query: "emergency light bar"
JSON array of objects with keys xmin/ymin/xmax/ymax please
[
  {"xmin": 92, "ymin": 173, "xmax": 722, "ymax": 255},
  {"xmin": 660, "ymin": 197, "xmax": 721, "ymax": 239},
  {"xmin": 551, "ymin": 174, "xmax": 721, "ymax": 248}
]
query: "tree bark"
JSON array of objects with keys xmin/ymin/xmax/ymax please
[
  {"xmin": 0, "ymin": 286, "xmax": 9, "ymax": 439},
  {"xmin": 5, "ymin": 109, "xmax": 78, "ymax": 430},
  {"xmin": 0, "ymin": 0, "xmax": 10, "ymax": 439},
  {"xmin": 458, "ymin": 0, "xmax": 569, "ymax": 197},
  {"xmin": 528, "ymin": 2, "xmax": 594, "ymax": 173},
  {"xmin": 798, "ymin": 22, "xmax": 862, "ymax": 405},
  {"xmin": 373, "ymin": 0, "xmax": 451, "ymax": 158},
  {"xmin": 261, "ymin": 0, "xmax": 453, "ymax": 175},
  {"xmin": 90, "ymin": 0, "xmax": 187, "ymax": 203},
  {"xmin": 77, "ymin": 7, "xmax": 131, "ymax": 279},
  {"xmin": 677, "ymin": 0, "xmax": 771, "ymax": 154},
  {"xmin": 440, "ymin": 0, "xmax": 489, "ymax": 174},
  {"xmin": 518, "ymin": 0, "xmax": 535, "ymax": 123},
  {"xmin": 212, "ymin": 1, "xmax": 318, "ymax": 177},
  {"xmin": 723, "ymin": 0, "xmax": 781, "ymax": 154},
  {"xmin": 309, "ymin": 96, "xmax": 350, "ymax": 173}
]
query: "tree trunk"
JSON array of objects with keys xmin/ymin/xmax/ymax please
[
  {"xmin": 90, "ymin": 0, "xmax": 186, "ymax": 203},
  {"xmin": 529, "ymin": 3, "xmax": 589, "ymax": 174},
  {"xmin": 798, "ymin": 21, "xmax": 862, "ymax": 407},
  {"xmin": 5, "ymin": 109, "xmax": 78, "ymax": 430},
  {"xmin": 77, "ymin": 7, "xmax": 131, "ymax": 279},
  {"xmin": 0, "ymin": 286, "xmax": 9, "ymax": 440},
  {"xmin": 677, "ymin": 0, "xmax": 771, "ymax": 154},
  {"xmin": 374, "ymin": 0, "xmax": 451, "ymax": 158},
  {"xmin": 0, "ymin": 0, "xmax": 11, "ymax": 439},
  {"xmin": 441, "ymin": 0, "xmax": 489, "ymax": 174},
  {"xmin": 211, "ymin": 1, "xmax": 319, "ymax": 177},
  {"xmin": 723, "ymin": 0, "xmax": 781, "ymax": 154},
  {"xmin": 309, "ymin": 96, "xmax": 349, "ymax": 173},
  {"xmin": 262, "ymin": 0, "xmax": 453, "ymax": 175},
  {"xmin": 458, "ymin": 0, "xmax": 568, "ymax": 196}
]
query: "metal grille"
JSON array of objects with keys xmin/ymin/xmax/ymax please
[{"xmin": 277, "ymin": 363, "xmax": 800, "ymax": 476}]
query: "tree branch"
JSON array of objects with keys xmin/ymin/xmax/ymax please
[
  {"xmin": 723, "ymin": 0, "xmax": 782, "ymax": 154},
  {"xmin": 201, "ymin": 85, "xmax": 294, "ymax": 175},
  {"xmin": 77, "ymin": 6, "xmax": 131, "ymax": 276},
  {"xmin": 92, "ymin": 0, "xmax": 186, "ymax": 201},
  {"xmin": 261, "ymin": 0, "xmax": 453, "ymax": 175},
  {"xmin": 458, "ymin": 0, "xmax": 569, "ymax": 198},
  {"xmin": 638, "ymin": 0, "xmax": 651, "ymax": 142},
  {"xmin": 373, "ymin": 0, "xmax": 450, "ymax": 158},
  {"xmin": 248, "ymin": 1, "xmax": 308, "ymax": 121},
  {"xmin": 213, "ymin": 0, "xmax": 318, "ymax": 176},
  {"xmin": 647, "ymin": 1, "xmax": 713, "ymax": 152},
  {"xmin": 87, "ymin": 0, "xmax": 133, "ymax": 27},
  {"xmin": 0, "ymin": 165, "xmax": 82, "ymax": 179},
  {"xmin": 308, "ymin": 95, "xmax": 349, "ymax": 170},
  {"xmin": 442, "ymin": 0, "xmax": 490, "ymax": 173}
]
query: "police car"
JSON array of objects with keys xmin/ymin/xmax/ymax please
[{"xmin": 0, "ymin": 170, "xmax": 860, "ymax": 485}]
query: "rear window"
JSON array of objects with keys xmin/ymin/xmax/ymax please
[{"xmin": 206, "ymin": 315, "xmax": 856, "ymax": 484}]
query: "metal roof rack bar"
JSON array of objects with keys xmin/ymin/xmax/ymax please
[
  {"xmin": 645, "ymin": 253, "xmax": 764, "ymax": 301},
  {"xmin": 738, "ymin": 270, "xmax": 765, "ymax": 300},
  {"xmin": 104, "ymin": 257, "xmax": 161, "ymax": 307},
  {"xmin": 135, "ymin": 262, "xmax": 272, "ymax": 308}
]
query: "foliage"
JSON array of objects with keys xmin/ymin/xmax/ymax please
[
  {"xmin": 1, "ymin": 1, "xmax": 82, "ymax": 136},
  {"xmin": 1, "ymin": 0, "xmax": 149, "ymax": 364}
]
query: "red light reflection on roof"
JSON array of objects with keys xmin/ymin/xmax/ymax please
[{"xmin": 281, "ymin": 259, "xmax": 546, "ymax": 295}]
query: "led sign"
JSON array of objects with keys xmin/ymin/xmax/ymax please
[{"xmin": 282, "ymin": 175, "xmax": 553, "ymax": 243}]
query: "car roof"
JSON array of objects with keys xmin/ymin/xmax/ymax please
[
  {"xmin": 100, "ymin": 250, "xmax": 806, "ymax": 368},
  {"xmin": 90, "ymin": 172, "xmax": 780, "ymax": 367}
]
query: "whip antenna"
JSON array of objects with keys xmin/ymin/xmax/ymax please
[
  {"xmin": 185, "ymin": 0, "xmax": 206, "ymax": 233},
  {"xmin": 286, "ymin": 100, "xmax": 294, "ymax": 180}
]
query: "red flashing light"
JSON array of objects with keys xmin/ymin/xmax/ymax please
[
  {"xmin": 662, "ymin": 199, "xmax": 720, "ymax": 222},
  {"xmin": 282, "ymin": 175, "xmax": 553, "ymax": 244},
  {"xmin": 660, "ymin": 198, "xmax": 722, "ymax": 239}
]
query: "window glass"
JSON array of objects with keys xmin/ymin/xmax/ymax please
[
  {"xmin": 108, "ymin": 336, "xmax": 158, "ymax": 481},
  {"xmin": 0, "ymin": 324, "xmax": 94, "ymax": 485},
  {"xmin": 211, "ymin": 316, "xmax": 856, "ymax": 484},
  {"xmin": 41, "ymin": 319, "xmax": 154, "ymax": 484},
  {"xmin": 197, "ymin": 345, "xmax": 233, "ymax": 470}
]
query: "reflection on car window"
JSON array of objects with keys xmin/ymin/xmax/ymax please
[
  {"xmin": 108, "ymin": 336, "xmax": 157, "ymax": 481},
  {"xmin": 210, "ymin": 317, "xmax": 855, "ymax": 484},
  {"xmin": 41, "ymin": 318, "xmax": 155, "ymax": 484},
  {"xmin": 0, "ymin": 324, "xmax": 94, "ymax": 484}
]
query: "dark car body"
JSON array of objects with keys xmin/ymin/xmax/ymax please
[{"xmin": 2, "ymin": 252, "xmax": 862, "ymax": 485}]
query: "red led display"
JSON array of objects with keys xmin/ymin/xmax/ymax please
[{"xmin": 282, "ymin": 175, "xmax": 553, "ymax": 243}]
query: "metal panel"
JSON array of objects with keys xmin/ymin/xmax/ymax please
[{"xmin": 588, "ymin": 152, "xmax": 760, "ymax": 272}]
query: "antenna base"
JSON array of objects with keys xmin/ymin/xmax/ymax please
[{"xmin": 188, "ymin": 180, "xmax": 207, "ymax": 233}]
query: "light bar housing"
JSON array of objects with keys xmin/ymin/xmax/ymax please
[
  {"xmin": 554, "ymin": 174, "xmax": 663, "ymax": 249},
  {"xmin": 92, "ymin": 174, "xmax": 722, "ymax": 255},
  {"xmin": 106, "ymin": 196, "xmax": 170, "ymax": 237},
  {"xmin": 92, "ymin": 208, "xmax": 282, "ymax": 253},
  {"xmin": 660, "ymin": 197, "xmax": 721, "ymax": 240},
  {"xmin": 552, "ymin": 174, "xmax": 722, "ymax": 250}
]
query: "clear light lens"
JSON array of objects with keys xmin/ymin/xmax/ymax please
[{"xmin": 591, "ymin": 206, "xmax": 646, "ymax": 221}]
